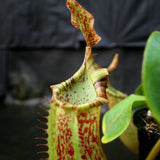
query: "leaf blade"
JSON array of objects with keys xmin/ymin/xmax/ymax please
[
  {"xmin": 102, "ymin": 94, "xmax": 146, "ymax": 143},
  {"xmin": 142, "ymin": 31, "xmax": 160, "ymax": 122},
  {"xmin": 135, "ymin": 84, "xmax": 144, "ymax": 95}
]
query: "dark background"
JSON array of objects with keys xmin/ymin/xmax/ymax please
[
  {"xmin": 1, "ymin": 0, "xmax": 160, "ymax": 48},
  {"xmin": 0, "ymin": 0, "xmax": 160, "ymax": 160}
]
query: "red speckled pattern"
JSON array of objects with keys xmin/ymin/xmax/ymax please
[
  {"xmin": 44, "ymin": 1, "xmax": 109, "ymax": 159},
  {"xmin": 77, "ymin": 107, "xmax": 106, "ymax": 160},
  {"xmin": 51, "ymin": 106, "xmax": 107, "ymax": 160},
  {"xmin": 56, "ymin": 109, "xmax": 75, "ymax": 160},
  {"xmin": 66, "ymin": 0, "xmax": 101, "ymax": 47}
]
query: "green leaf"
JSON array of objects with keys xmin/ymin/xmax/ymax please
[
  {"xmin": 135, "ymin": 84, "xmax": 144, "ymax": 95},
  {"xmin": 142, "ymin": 31, "xmax": 160, "ymax": 122},
  {"xmin": 106, "ymin": 86, "xmax": 127, "ymax": 109},
  {"xmin": 101, "ymin": 94, "xmax": 146, "ymax": 143}
]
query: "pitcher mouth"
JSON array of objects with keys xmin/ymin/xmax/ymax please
[
  {"xmin": 50, "ymin": 47, "xmax": 109, "ymax": 111},
  {"xmin": 49, "ymin": 0, "xmax": 110, "ymax": 111}
]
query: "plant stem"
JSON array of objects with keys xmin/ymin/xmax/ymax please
[{"xmin": 146, "ymin": 138, "xmax": 160, "ymax": 160}]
